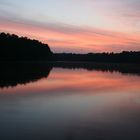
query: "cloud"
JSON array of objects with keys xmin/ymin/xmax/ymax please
[
  {"xmin": 0, "ymin": 17, "xmax": 140, "ymax": 53},
  {"xmin": 0, "ymin": 0, "xmax": 140, "ymax": 53}
]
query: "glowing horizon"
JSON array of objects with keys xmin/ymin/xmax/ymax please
[{"xmin": 0, "ymin": 0, "xmax": 140, "ymax": 53}]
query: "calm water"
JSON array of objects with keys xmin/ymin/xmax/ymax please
[{"xmin": 0, "ymin": 67, "xmax": 140, "ymax": 140}]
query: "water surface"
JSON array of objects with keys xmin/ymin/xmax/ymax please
[{"xmin": 0, "ymin": 67, "xmax": 140, "ymax": 140}]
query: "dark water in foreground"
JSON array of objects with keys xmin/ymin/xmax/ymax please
[{"xmin": 0, "ymin": 63, "xmax": 140, "ymax": 140}]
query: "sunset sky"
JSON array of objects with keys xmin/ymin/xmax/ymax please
[{"xmin": 0, "ymin": 0, "xmax": 140, "ymax": 53}]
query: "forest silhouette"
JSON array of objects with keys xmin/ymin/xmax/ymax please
[
  {"xmin": 0, "ymin": 32, "xmax": 52, "ymax": 61},
  {"xmin": 0, "ymin": 32, "xmax": 140, "ymax": 63},
  {"xmin": 53, "ymin": 52, "xmax": 140, "ymax": 63}
]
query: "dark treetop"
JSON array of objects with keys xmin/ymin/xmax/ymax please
[{"xmin": 0, "ymin": 32, "xmax": 52, "ymax": 61}]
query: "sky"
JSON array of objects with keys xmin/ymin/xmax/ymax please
[{"xmin": 0, "ymin": 0, "xmax": 140, "ymax": 53}]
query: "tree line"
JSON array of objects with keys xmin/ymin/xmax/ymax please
[
  {"xmin": 0, "ymin": 32, "xmax": 140, "ymax": 63},
  {"xmin": 53, "ymin": 52, "xmax": 140, "ymax": 63}
]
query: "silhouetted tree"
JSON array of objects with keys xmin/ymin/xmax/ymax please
[{"xmin": 0, "ymin": 32, "xmax": 53, "ymax": 61}]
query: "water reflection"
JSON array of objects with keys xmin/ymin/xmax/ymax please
[
  {"xmin": 0, "ymin": 62, "xmax": 52, "ymax": 88},
  {"xmin": 0, "ymin": 63, "xmax": 140, "ymax": 140},
  {"xmin": 0, "ymin": 62, "xmax": 140, "ymax": 88}
]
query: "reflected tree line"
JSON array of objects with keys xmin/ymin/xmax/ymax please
[
  {"xmin": 0, "ymin": 62, "xmax": 140, "ymax": 88},
  {"xmin": 50, "ymin": 62, "xmax": 140, "ymax": 75},
  {"xmin": 0, "ymin": 62, "xmax": 52, "ymax": 88}
]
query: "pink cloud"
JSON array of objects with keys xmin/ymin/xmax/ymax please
[{"xmin": 0, "ymin": 18, "xmax": 140, "ymax": 53}]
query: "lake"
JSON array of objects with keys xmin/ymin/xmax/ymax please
[{"xmin": 0, "ymin": 64, "xmax": 140, "ymax": 140}]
